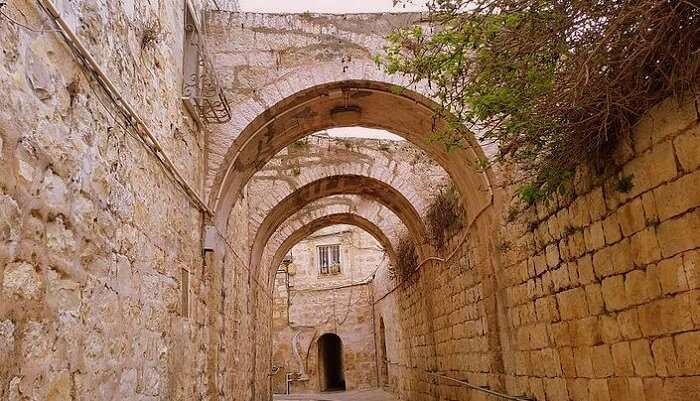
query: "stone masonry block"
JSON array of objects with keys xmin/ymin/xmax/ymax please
[
  {"xmin": 622, "ymin": 141, "xmax": 678, "ymax": 198},
  {"xmin": 638, "ymin": 296, "xmax": 694, "ymax": 337},
  {"xmin": 674, "ymin": 126, "xmax": 700, "ymax": 171},
  {"xmin": 585, "ymin": 284, "xmax": 605, "ymax": 315},
  {"xmin": 599, "ymin": 315, "xmax": 622, "ymax": 344},
  {"xmin": 573, "ymin": 346, "xmax": 594, "ymax": 378},
  {"xmin": 663, "ymin": 377, "xmax": 700, "ymax": 401},
  {"xmin": 674, "ymin": 331, "xmax": 700, "ymax": 375},
  {"xmin": 611, "ymin": 342, "xmax": 635, "ymax": 376},
  {"xmin": 601, "ymin": 275, "xmax": 627, "ymax": 312},
  {"xmin": 657, "ymin": 208, "xmax": 700, "ymax": 258},
  {"xmin": 584, "ymin": 221, "xmax": 606, "ymax": 252},
  {"xmin": 651, "ymin": 336, "xmax": 681, "ymax": 377},
  {"xmin": 629, "ymin": 339, "xmax": 656, "ymax": 376},
  {"xmin": 557, "ymin": 288, "xmax": 589, "ymax": 321},
  {"xmin": 617, "ymin": 198, "xmax": 647, "ymax": 237},
  {"xmin": 617, "ymin": 310, "xmax": 643, "ymax": 340},
  {"xmin": 588, "ymin": 378, "xmax": 611, "ymax": 401},
  {"xmin": 654, "ymin": 254, "xmax": 690, "ymax": 295},
  {"xmin": 641, "ymin": 191, "xmax": 659, "ymax": 222},
  {"xmin": 630, "ymin": 227, "xmax": 662, "ymax": 267},
  {"xmin": 684, "ymin": 250, "xmax": 700, "ymax": 289},
  {"xmin": 577, "ymin": 254, "xmax": 596, "ymax": 284},
  {"xmin": 602, "ymin": 214, "xmax": 622, "ymax": 245},
  {"xmin": 655, "ymin": 169, "xmax": 700, "ymax": 221},
  {"xmin": 632, "ymin": 97, "xmax": 699, "ymax": 153},
  {"xmin": 590, "ymin": 344, "xmax": 614, "ymax": 378}
]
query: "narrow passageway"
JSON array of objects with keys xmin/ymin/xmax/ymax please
[{"xmin": 3, "ymin": 1, "xmax": 699, "ymax": 401}]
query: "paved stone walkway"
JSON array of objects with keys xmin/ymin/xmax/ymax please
[{"xmin": 273, "ymin": 388, "xmax": 397, "ymax": 401}]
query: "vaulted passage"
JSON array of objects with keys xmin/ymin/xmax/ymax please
[{"xmin": 3, "ymin": 3, "xmax": 700, "ymax": 401}]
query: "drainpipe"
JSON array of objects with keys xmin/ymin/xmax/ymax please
[{"xmin": 369, "ymin": 284, "xmax": 380, "ymax": 388}]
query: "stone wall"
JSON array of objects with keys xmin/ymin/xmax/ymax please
[
  {"xmin": 3, "ymin": 3, "xmax": 699, "ymax": 401},
  {"xmin": 495, "ymin": 98, "xmax": 700, "ymax": 401},
  {"xmin": 270, "ymin": 225, "xmax": 388, "ymax": 394},
  {"xmin": 0, "ymin": 1, "xmax": 226, "ymax": 400},
  {"xmin": 368, "ymin": 100, "xmax": 700, "ymax": 401}
]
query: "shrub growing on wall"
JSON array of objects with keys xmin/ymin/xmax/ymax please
[
  {"xmin": 380, "ymin": 0, "xmax": 700, "ymax": 203},
  {"xmin": 426, "ymin": 185, "xmax": 463, "ymax": 246}
]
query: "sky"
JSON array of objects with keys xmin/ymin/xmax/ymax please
[
  {"xmin": 237, "ymin": 0, "xmax": 427, "ymax": 14},
  {"xmin": 324, "ymin": 127, "xmax": 404, "ymax": 141}
]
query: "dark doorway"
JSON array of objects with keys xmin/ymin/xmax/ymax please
[{"xmin": 318, "ymin": 333, "xmax": 346, "ymax": 392}]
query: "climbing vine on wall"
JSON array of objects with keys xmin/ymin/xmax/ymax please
[{"xmin": 380, "ymin": 0, "xmax": 700, "ymax": 203}]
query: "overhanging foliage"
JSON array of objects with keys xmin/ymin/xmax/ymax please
[{"xmin": 380, "ymin": 0, "xmax": 700, "ymax": 203}]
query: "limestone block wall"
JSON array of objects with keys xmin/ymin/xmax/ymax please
[
  {"xmin": 373, "ymin": 231, "xmax": 503, "ymax": 401},
  {"xmin": 497, "ymin": 98, "xmax": 700, "ymax": 401},
  {"xmin": 369, "ymin": 98, "xmax": 700, "ymax": 401},
  {"xmin": 270, "ymin": 226, "xmax": 388, "ymax": 394},
  {"xmin": 0, "ymin": 1, "xmax": 227, "ymax": 401}
]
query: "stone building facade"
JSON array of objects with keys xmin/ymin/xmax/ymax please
[
  {"xmin": 1, "ymin": 3, "xmax": 699, "ymax": 401},
  {"xmin": 270, "ymin": 225, "xmax": 387, "ymax": 394}
]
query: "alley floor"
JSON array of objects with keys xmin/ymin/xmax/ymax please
[{"xmin": 273, "ymin": 388, "xmax": 397, "ymax": 401}]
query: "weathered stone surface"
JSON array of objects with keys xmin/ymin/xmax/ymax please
[
  {"xmin": 3, "ymin": 262, "xmax": 42, "ymax": 300},
  {"xmin": 1, "ymin": 3, "xmax": 699, "ymax": 401}
]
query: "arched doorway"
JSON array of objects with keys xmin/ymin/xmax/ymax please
[{"xmin": 318, "ymin": 333, "xmax": 346, "ymax": 392}]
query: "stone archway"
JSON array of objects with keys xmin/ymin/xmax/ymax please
[
  {"xmin": 245, "ymin": 134, "xmax": 450, "ymax": 252},
  {"xmin": 259, "ymin": 195, "xmax": 408, "ymax": 287},
  {"xmin": 250, "ymin": 175, "xmax": 430, "ymax": 284},
  {"xmin": 267, "ymin": 212, "xmax": 398, "ymax": 281},
  {"xmin": 209, "ymin": 80, "xmax": 495, "ymax": 231}
]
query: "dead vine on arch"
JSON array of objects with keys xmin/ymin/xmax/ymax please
[
  {"xmin": 391, "ymin": 233, "xmax": 418, "ymax": 281},
  {"xmin": 426, "ymin": 184, "xmax": 464, "ymax": 247},
  {"xmin": 380, "ymin": 0, "xmax": 700, "ymax": 204}
]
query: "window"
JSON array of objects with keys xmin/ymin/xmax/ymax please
[{"xmin": 318, "ymin": 245, "xmax": 341, "ymax": 275}]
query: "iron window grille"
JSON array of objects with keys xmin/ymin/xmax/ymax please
[
  {"xmin": 182, "ymin": 2, "xmax": 231, "ymax": 124},
  {"xmin": 318, "ymin": 245, "xmax": 341, "ymax": 275}
]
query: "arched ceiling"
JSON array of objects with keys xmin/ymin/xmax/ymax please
[
  {"xmin": 244, "ymin": 134, "xmax": 450, "ymax": 251},
  {"xmin": 267, "ymin": 213, "xmax": 397, "ymax": 284},
  {"xmin": 259, "ymin": 195, "xmax": 411, "ymax": 287},
  {"xmin": 210, "ymin": 81, "xmax": 494, "ymax": 231},
  {"xmin": 249, "ymin": 175, "xmax": 427, "ymax": 281}
]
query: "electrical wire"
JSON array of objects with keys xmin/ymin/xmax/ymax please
[{"xmin": 0, "ymin": 5, "xmax": 59, "ymax": 33}]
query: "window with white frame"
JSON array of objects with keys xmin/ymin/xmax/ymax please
[{"xmin": 318, "ymin": 244, "xmax": 341, "ymax": 275}]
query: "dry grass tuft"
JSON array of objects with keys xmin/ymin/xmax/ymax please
[
  {"xmin": 426, "ymin": 185, "xmax": 464, "ymax": 247},
  {"xmin": 390, "ymin": 234, "xmax": 418, "ymax": 281},
  {"xmin": 141, "ymin": 19, "xmax": 163, "ymax": 50}
]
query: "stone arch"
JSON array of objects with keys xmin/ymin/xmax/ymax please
[
  {"xmin": 209, "ymin": 80, "xmax": 495, "ymax": 231},
  {"xmin": 259, "ymin": 195, "xmax": 409, "ymax": 286},
  {"xmin": 245, "ymin": 135, "xmax": 450, "ymax": 250},
  {"xmin": 250, "ymin": 174, "xmax": 428, "ymax": 281},
  {"xmin": 267, "ymin": 212, "xmax": 398, "ymax": 281},
  {"xmin": 206, "ymin": 10, "xmax": 426, "ymax": 191}
]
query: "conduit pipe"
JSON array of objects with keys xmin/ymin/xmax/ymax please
[{"xmin": 37, "ymin": 0, "xmax": 213, "ymax": 216}]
